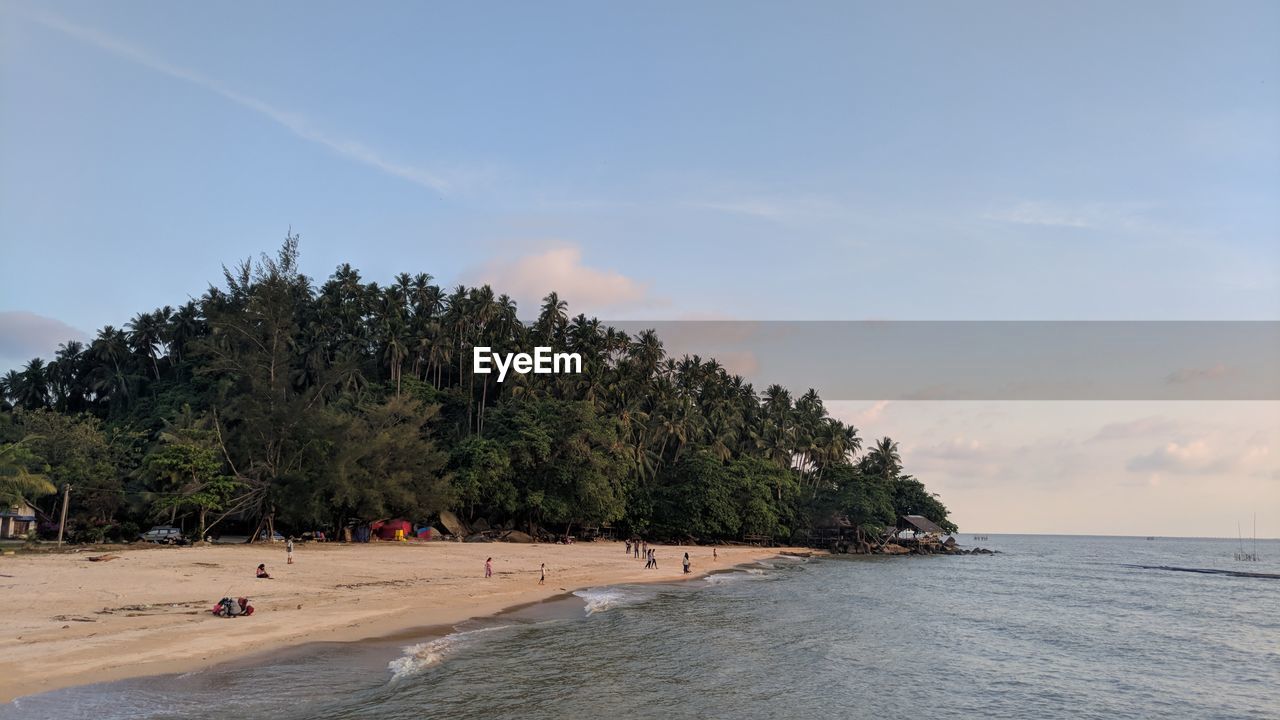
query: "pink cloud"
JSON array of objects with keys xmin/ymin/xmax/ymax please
[{"xmin": 465, "ymin": 245, "xmax": 657, "ymax": 315}]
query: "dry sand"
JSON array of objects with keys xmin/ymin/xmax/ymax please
[{"xmin": 0, "ymin": 540, "xmax": 792, "ymax": 702}]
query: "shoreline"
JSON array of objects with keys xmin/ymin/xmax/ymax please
[{"xmin": 0, "ymin": 541, "xmax": 801, "ymax": 703}]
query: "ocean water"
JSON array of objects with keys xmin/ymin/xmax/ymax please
[{"xmin": 5, "ymin": 535, "xmax": 1279, "ymax": 720}]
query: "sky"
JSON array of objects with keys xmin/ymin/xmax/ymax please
[{"xmin": 1, "ymin": 0, "xmax": 1277, "ymax": 535}]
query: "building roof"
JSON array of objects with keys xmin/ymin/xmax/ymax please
[{"xmin": 899, "ymin": 515, "xmax": 945, "ymax": 534}]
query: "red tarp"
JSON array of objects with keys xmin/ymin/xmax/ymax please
[{"xmin": 371, "ymin": 518, "xmax": 412, "ymax": 540}]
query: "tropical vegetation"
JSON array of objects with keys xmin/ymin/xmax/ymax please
[{"xmin": 0, "ymin": 237, "xmax": 954, "ymax": 543}]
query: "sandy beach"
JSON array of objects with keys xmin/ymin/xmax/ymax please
[{"xmin": 0, "ymin": 541, "xmax": 790, "ymax": 702}]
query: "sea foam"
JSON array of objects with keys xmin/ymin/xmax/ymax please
[
  {"xmin": 388, "ymin": 625, "xmax": 510, "ymax": 680},
  {"xmin": 573, "ymin": 586, "xmax": 650, "ymax": 615}
]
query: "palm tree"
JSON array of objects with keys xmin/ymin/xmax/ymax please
[
  {"xmin": 0, "ymin": 440, "xmax": 56, "ymax": 508},
  {"xmin": 867, "ymin": 437, "xmax": 902, "ymax": 482},
  {"xmin": 16, "ymin": 358, "xmax": 50, "ymax": 409}
]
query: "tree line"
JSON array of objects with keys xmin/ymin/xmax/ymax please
[{"xmin": 0, "ymin": 237, "xmax": 955, "ymax": 544}]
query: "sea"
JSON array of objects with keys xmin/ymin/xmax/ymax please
[{"xmin": 4, "ymin": 535, "xmax": 1278, "ymax": 720}]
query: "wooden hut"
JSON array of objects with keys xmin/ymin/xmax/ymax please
[{"xmin": 897, "ymin": 514, "xmax": 945, "ymax": 537}]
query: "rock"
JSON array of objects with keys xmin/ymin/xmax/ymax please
[
  {"xmin": 881, "ymin": 543, "xmax": 910, "ymax": 555},
  {"xmin": 500, "ymin": 531, "xmax": 534, "ymax": 543},
  {"xmin": 463, "ymin": 533, "xmax": 493, "ymax": 543},
  {"xmin": 472, "ymin": 517, "xmax": 491, "ymax": 532}
]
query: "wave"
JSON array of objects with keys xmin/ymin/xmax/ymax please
[
  {"xmin": 388, "ymin": 625, "xmax": 511, "ymax": 680},
  {"xmin": 573, "ymin": 586, "xmax": 652, "ymax": 615}
]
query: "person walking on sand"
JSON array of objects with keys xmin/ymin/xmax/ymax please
[
  {"xmin": 683, "ymin": 552, "xmax": 691, "ymax": 574},
  {"xmin": 286, "ymin": 537, "xmax": 295, "ymax": 565},
  {"xmin": 539, "ymin": 562, "xmax": 546, "ymax": 585},
  {"xmin": 625, "ymin": 540, "xmax": 631, "ymax": 556},
  {"xmin": 485, "ymin": 557, "xmax": 493, "ymax": 578},
  {"xmin": 713, "ymin": 547, "xmax": 718, "ymax": 561},
  {"xmin": 650, "ymin": 549, "xmax": 658, "ymax": 569}
]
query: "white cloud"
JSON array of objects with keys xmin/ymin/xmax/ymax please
[
  {"xmin": 464, "ymin": 245, "xmax": 657, "ymax": 315},
  {"xmin": 0, "ymin": 311, "xmax": 87, "ymax": 367},
  {"xmin": 1126, "ymin": 437, "xmax": 1259, "ymax": 476},
  {"xmin": 1091, "ymin": 416, "xmax": 1184, "ymax": 441},
  {"xmin": 25, "ymin": 10, "xmax": 452, "ymax": 194}
]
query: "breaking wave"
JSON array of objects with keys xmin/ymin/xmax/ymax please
[
  {"xmin": 573, "ymin": 586, "xmax": 652, "ymax": 615},
  {"xmin": 388, "ymin": 625, "xmax": 511, "ymax": 680}
]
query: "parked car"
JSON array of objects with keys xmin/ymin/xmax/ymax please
[{"xmin": 140, "ymin": 526, "xmax": 183, "ymax": 543}]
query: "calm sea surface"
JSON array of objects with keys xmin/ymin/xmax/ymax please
[{"xmin": 6, "ymin": 535, "xmax": 1279, "ymax": 720}]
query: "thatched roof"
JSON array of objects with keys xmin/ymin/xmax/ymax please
[{"xmin": 899, "ymin": 515, "xmax": 945, "ymax": 534}]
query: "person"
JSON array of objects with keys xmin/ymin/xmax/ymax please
[
  {"xmin": 625, "ymin": 540, "xmax": 631, "ymax": 555},
  {"xmin": 256, "ymin": 563, "xmax": 271, "ymax": 579},
  {"xmin": 683, "ymin": 552, "xmax": 691, "ymax": 574},
  {"xmin": 650, "ymin": 549, "xmax": 658, "ymax": 569},
  {"xmin": 634, "ymin": 541, "xmax": 640, "ymax": 559},
  {"xmin": 713, "ymin": 547, "xmax": 718, "ymax": 561},
  {"xmin": 539, "ymin": 562, "xmax": 546, "ymax": 585},
  {"xmin": 485, "ymin": 557, "xmax": 493, "ymax": 578},
  {"xmin": 644, "ymin": 550, "xmax": 652, "ymax": 569},
  {"xmin": 286, "ymin": 537, "xmax": 295, "ymax": 565}
]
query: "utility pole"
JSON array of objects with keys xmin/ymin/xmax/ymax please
[{"xmin": 56, "ymin": 484, "xmax": 71, "ymax": 548}]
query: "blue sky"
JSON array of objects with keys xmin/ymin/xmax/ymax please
[
  {"xmin": 2, "ymin": 0, "xmax": 1277, "ymax": 345},
  {"xmin": 2, "ymin": 1, "xmax": 1278, "ymax": 534}
]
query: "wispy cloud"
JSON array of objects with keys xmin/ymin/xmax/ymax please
[
  {"xmin": 982, "ymin": 201, "xmax": 1095, "ymax": 229},
  {"xmin": 24, "ymin": 10, "xmax": 452, "ymax": 194},
  {"xmin": 1165, "ymin": 363, "xmax": 1231, "ymax": 385}
]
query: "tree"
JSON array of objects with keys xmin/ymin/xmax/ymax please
[
  {"xmin": 142, "ymin": 428, "xmax": 239, "ymax": 538},
  {"xmin": 0, "ymin": 439, "xmax": 56, "ymax": 508}
]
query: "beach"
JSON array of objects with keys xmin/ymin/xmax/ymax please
[{"xmin": 0, "ymin": 540, "xmax": 786, "ymax": 702}]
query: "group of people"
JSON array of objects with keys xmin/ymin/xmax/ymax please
[{"xmin": 624, "ymin": 539, "xmax": 696, "ymax": 574}]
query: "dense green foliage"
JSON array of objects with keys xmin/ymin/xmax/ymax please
[{"xmin": 0, "ymin": 238, "xmax": 955, "ymax": 542}]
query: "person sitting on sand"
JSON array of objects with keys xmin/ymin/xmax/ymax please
[
  {"xmin": 256, "ymin": 563, "xmax": 271, "ymax": 579},
  {"xmin": 485, "ymin": 557, "xmax": 493, "ymax": 578}
]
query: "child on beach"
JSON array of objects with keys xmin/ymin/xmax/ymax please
[
  {"xmin": 485, "ymin": 557, "xmax": 493, "ymax": 578},
  {"xmin": 256, "ymin": 563, "xmax": 271, "ymax": 579},
  {"xmin": 539, "ymin": 563, "xmax": 546, "ymax": 585},
  {"xmin": 683, "ymin": 552, "xmax": 691, "ymax": 574},
  {"xmin": 713, "ymin": 547, "xmax": 718, "ymax": 561},
  {"xmin": 286, "ymin": 537, "xmax": 294, "ymax": 564},
  {"xmin": 625, "ymin": 540, "xmax": 631, "ymax": 555}
]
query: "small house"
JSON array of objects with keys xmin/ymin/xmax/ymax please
[
  {"xmin": 0, "ymin": 500, "xmax": 38, "ymax": 539},
  {"xmin": 897, "ymin": 514, "xmax": 945, "ymax": 537}
]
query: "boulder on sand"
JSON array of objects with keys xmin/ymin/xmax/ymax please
[
  {"xmin": 500, "ymin": 530, "xmax": 535, "ymax": 543},
  {"xmin": 437, "ymin": 510, "xmax": 470, "ymax": 538},
  {"xmin": 464, "ymin": 533, "xmax": 493, "ymax": 543}
]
